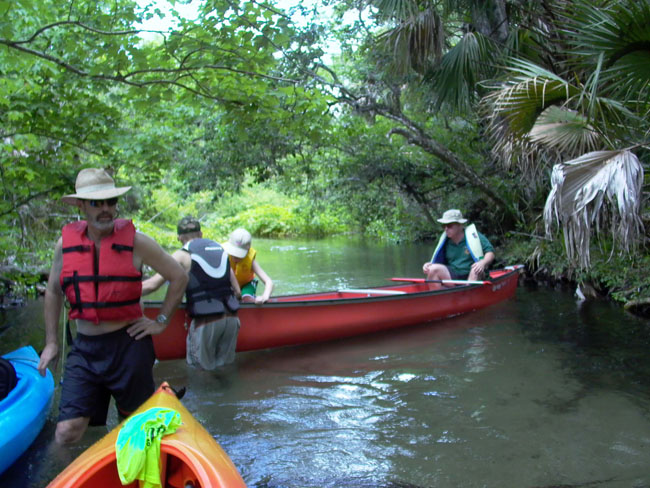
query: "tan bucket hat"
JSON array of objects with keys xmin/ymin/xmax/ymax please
[
  {"xmin": 222, "ymin": 228, "xmax": 252, "ymax": 259},
  {"xmin": 61, "ymin": 168, "xmax": 131, "ymax": 205},
  {"xmin": 437, "ymin": 209, "xmax": 468, "ymax": 224}
]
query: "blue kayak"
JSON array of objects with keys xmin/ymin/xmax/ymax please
[{"xmin": 0, "ymin": 345, "xmax": 55, "ymax": 475}]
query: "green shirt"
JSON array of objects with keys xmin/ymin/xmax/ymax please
[{"xmin": 445, "ymin": 232, "xmax": 494, "ymax": 278}]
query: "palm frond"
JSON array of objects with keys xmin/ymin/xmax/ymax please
[
  {"xmin": 565, "ymin": 0, "xmax": 650, "ymax": 102},
  {"xmin": 543, "ymin": 149, "xmax": 644, "ymax": 268},
  {"xmin": 483, "ymin": 58, "xmax": 580, "ymax": 136},
  {"xmin": 371, "ymin": 0, "xmax": 419, "ymax": 21},
  {"xmin": 529, "ymin": 105, "xmax": 600, "ymax": 156},
  {"xmin": 481, "ymin": 59, "xmax": 581, "ymax": 173},
  {"xmin": 578, "ymin": 52, "xmax": 646, "ymax": 142},
  {"xmin": 430, "ymin": 31, "xmax": 497, "ymax": 111},
  {"xmin": 375, "ymin": 7, "xmax": 445, "ymax": 76}
]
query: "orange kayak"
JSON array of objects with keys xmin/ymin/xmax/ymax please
[{"xmin": 47, "ymin": 383, "xmax": 246, "ymax": 488}]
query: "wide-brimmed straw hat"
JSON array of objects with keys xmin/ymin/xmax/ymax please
[
  {"xmin": 61, "ymin": 168, "xmax": 131, "ymax": 205},
  {"xmin": 437, "ymin": 209, "xmax": 468, "ymax": 224},
  {"xmin": 222, "ymin": 228, "xmax": 252, "ymax": 259}
]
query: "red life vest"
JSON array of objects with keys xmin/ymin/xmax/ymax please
[{"xmin": 60, "ymin": 219, "xmax": 143, "ymax": 324}]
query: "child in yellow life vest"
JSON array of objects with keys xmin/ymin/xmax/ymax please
[{"xmin": 222, "ymin": 228, "xmax": 274, "ymax": 304}]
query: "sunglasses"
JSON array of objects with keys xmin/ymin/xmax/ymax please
[{"xmin": 88, "ymin": 198, "xmax": 118, "ymax": 207}]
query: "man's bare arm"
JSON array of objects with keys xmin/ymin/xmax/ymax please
[
  {"xmin": 469, "ymin": 251, "xmax": 496, "ymax": 280},
  {"xmin": 38, "ymin": 239, "xmax": 64, "ymax": 376},
  {"xmin": 128, "ymin": 234, "xmax": 188, "ymax": 339}
]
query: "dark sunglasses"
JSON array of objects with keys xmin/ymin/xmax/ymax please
[{"xmin": 88, "ymin": 198, "xmax": 118, "ymax": 207}]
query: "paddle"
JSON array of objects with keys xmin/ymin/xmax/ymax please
[{"xmin": 390, "ymin": 277, "xmax": 492, "ymax": 285}]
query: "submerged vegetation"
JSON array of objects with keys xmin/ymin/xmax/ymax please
[{"xmin": 0, "ymin": 0, "xmax": 648, "ymax": 312}]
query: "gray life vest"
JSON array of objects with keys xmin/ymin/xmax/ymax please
[{"xmin": 184, "ymin": 238, "xmax": 240, "ymax": 318}]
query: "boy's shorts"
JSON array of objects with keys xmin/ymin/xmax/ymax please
[{"xmin": 240, "ymin": 279, "xmax": 258, "ymax": 298}]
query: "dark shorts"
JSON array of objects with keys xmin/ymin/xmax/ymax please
[
  {"xmin": 449, "ymin": 268, "xmax": 469, "ymax": 280},
  {"xmin": 58, "ymin": 327, "xmax": 156, "ymax": 426}
]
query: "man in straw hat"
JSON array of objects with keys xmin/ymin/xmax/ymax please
[
  {"xmin": 142, "ymin": 216, "xmax": 242, "ymax": 370},
  {"xmin": 422, "ymin": 209, "xmax": 495, "ymax": 286},
  {"xmin": 37, "ymin": 168, "xmax": 188, "ymax": 444}
]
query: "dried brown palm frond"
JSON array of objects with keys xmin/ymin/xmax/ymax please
[{"xmin": 543, "ymin": 149, "xmax": 644, "ymax": 268}]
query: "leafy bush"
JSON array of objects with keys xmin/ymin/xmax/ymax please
[
  {"xmin": 136, "ymin": 188, "xmax": 214, "ymax": 226},
  {"xmin": 216, "ymin": 204, "xmax": 298, "ymax": 237},
  {"xmin": 577, "ymin": 250, "xmax": 650, "ymax": 304},
  {"xmin": 132, "ymin": 220, "xmax": 179, "ymax": 252}
]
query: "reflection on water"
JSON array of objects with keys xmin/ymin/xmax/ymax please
[{"xmin": 2, "ymin": 237, "xmax": 650, "ymax": 487}]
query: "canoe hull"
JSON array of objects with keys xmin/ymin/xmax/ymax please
[
  {"xmin": 148, "ymin": 267, "xmax": 522, "ymax": 360},
  {"xmin": 0, "ymin": 345, "xmax": 55, "ymax": 475},
  {"xmin": 47, "ymin": 382, "xmax": 246, "ymax": 488}
]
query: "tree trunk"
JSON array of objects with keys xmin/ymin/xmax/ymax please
[{"xmin": 471, "ymin": 0, "xmax": 509, "ymax": 44}]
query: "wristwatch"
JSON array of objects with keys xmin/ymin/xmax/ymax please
[{"xmin": 155, "ymin": 313, "xmax": 168, "ymax": 325}]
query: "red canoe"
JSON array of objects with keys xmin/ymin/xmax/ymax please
[
  {"xmin": 47, "ymin": 383, "xmax": 246, "ymax": 488},
  {"xmin": 147, "ymin": 266, "xmax": 523, "ymax": 361}
]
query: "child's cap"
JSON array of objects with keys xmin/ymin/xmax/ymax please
[{"xmin": 223, "ymin": 228, "xmax": 252, "ymax": 258}]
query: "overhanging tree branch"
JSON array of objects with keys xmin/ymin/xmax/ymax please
[
  {"xmin": 310, "ymin": 67, "xmax": 518, "ymax": 220},
  {"xmin": 0, "ymin": 184, "xmax": 69, "ymax": 218}
]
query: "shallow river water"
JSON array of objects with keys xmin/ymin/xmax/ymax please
[{"xmin": 2, "ymin": 237, "xmax": 650, "ymax": 487}]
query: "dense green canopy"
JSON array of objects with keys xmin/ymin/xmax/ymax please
[{"xmin": 1, "ymin": 0, "xmax": 649, "ymax": 303}]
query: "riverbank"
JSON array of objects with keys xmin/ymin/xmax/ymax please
[{"xmin": 500, "ymin": 235, "xmax": 650, "ymax": 318}]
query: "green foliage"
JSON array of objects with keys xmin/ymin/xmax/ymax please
[
  {"xmin": 294, "ymin": 210, "xmax": 348, "ymax": 238},
  {"xmin": 131, "ymin": 177, "xmax": 351, "ymax": 253},
  {"xmin": 205, "ymin": 181, "xmax": 349, "ymax": 238},
  {"xmin": 500, "ymin": 233, "xmax": 569, "ymax": 278},
  {"xmin": 1, "ymin": 0, "xmax": 648, "ymax": 313},
  {"xmin": 502, "ymin": 230, "xmax": 650, "ymax": 306},
  {"xmin": 132, "ymin": 220, "xmax": 178, "ymax": 252},
  {"xmin": 218, "ymin": 204, "xmax": 297, "ymax": 238},
  {"xmin": 577, "ymin": 249, "xmax": 650, "ymax": 304},
  {"xmin": 135, "ymin": 187, "xmax": 214, "ymax": 226}
]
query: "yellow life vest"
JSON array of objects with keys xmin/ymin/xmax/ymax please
[{"xmin": 229, "ymin": 247, "xmax": 256, "ymax": 287}]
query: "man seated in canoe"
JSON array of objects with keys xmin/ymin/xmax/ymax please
[
  {"xmin": 422, "ymin": 209, "xmax": 495, "ymax": 286},
  {"xmin": 142, "ymin": 216, "xmax": 242, "ymax": 370},
  {"xmin": 37, "ymin": 168, "xmax": 188, "ymax": 444}
]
